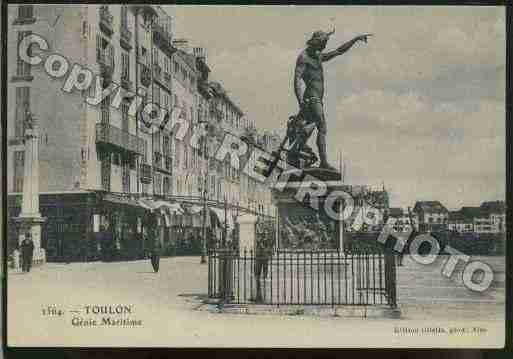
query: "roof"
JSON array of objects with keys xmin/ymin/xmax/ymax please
[
  {"xmin": 413, "ymin": 201, "xmax": 449, "ymax": 214},
  {"xmin": 480, "ymin": 201, "xmax": 505, "ymax": 214}
]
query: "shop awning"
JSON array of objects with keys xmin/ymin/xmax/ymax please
[{"xmin": 103, "ymin": 193, "xmax": 145, "ymax": 210}]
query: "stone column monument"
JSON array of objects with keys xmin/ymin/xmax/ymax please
[{"xmin": 13, "ymin": 113, "xmax": 46, "ymax": 265}]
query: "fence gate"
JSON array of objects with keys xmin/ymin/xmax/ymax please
[{"xmin": 208, "ymin": 249, "xmax": 397, "ymax": 308}]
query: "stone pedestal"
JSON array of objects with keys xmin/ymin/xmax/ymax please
[
  {"xmin": 237, "ymin": 214, "xmax": 258, "ymax": 256},
  {"xmin": 13, "ymin": 118, "xmax": 46, "ymax": 266},
  {"xmin": 272, "ymin": 168, "xmax": 350, "ymax": 251}
]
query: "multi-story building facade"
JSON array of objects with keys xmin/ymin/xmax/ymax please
[
  {"xmin": 6, "ymin": 4, "xmax": 277, "ymax": 261},
  {"xmin": 437, "ymin": 201, "xmax": 505, "ymax": 234}
]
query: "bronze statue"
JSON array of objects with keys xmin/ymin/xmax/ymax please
[{"xmin": 289, "ymin": 29, "xmax": 372, "ymax": 171}]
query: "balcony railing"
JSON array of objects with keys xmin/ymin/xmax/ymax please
[
  {"xmin": 140, "ymin": 163, "xmax": 152, "ymax": 183},
  {"xmin": 120, "ymin": 26, "xmax": 133, "ymax": 50},
  {"xmin": 96, "ymin": 123, "xmax": 145, "ymax": 155},
  {"xmin": 99, "ymin": 6, "xmax": 114, "ymax": 37}
]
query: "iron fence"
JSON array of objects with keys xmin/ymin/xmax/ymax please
[{"xmin": 208, "ymin": 249, "xmax": 397, "ymax": 308}]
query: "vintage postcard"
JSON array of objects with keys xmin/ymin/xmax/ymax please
[{"xmin": 4, "ymin": 4, "xmax": 507, "ymax": 348}]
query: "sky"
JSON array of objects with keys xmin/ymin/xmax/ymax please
[{"xmin": 166, "ymin": 5, "xmax": 506, "ymax": 210}]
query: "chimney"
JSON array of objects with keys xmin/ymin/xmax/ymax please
[{"xmin": 172, "ymin": 38, "xmax": 190, "ymax": 54}]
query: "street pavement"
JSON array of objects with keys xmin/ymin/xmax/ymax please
[{"xmin": 7, "ymin": 255, "xmax": 505, "ymax": 348}]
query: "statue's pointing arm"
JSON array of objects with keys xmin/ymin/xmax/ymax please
[
  {"xmin": 321, "ymin": 34, "xmax": 371, "ymax": 62},
  {"xmin": 294, "ymin": 54, "xmax": 306, "ymax": 107}
]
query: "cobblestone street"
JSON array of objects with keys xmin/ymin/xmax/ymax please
[{"xmin": 7, "ymin": 255, "xmax": 505, "ymax": 348}]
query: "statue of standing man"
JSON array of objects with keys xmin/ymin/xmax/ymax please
[{"xmin": 293, "ymin": 29, "xmax": 371, "ymax": 171}]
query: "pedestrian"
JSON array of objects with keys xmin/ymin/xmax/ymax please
[
  {"xmin": 20, "ymin": 232, "xmax": 34, "ymax": 273},
  {"xmin": 150, "ymin": 239, "xmax": 161, "ymax": 273}
]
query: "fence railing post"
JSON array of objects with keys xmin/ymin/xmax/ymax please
[
  {"xmin": 384, "ymin": 250, "xmax": 397, "ymax": 308},
  {"xmin": 207, "ymin": 248, "xmax": 397, "ymax": 307}
]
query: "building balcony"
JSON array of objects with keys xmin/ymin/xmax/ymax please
[
  {"xmin": 140, "ymin": 163, "xmax": 153, "ymax": 183},
  {"xmin": 95, "ymin": 123, "xmax": 145, "ymax": 155},
  {"xmin": 153, "ymin": 153, "xmax": 173, "ymax": 175},
  {"xmin": 152, "ymin": 23, "xmax": 176, "ymax": 58},
  {"xmin": 99, "ymin": 6, "xmax": 114, "ymax": 37},
  {"xmin": 120, "ymin": 26, "xmax": 133, "ymax": 50}
]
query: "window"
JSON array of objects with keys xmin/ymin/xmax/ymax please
[
  {"xmin": 164, "ymin": 57, "xmax": 170, "ymax": 74},
  {"xmin": 174, "ymin": 60, "xmax": 179, "ymax": 73},
  {"xmin": 154, "ymin": 173, "xmax": 162, "ymax": 195},
  {"xmin": 82, "ymin": 21, "xmax": 88, "ymax": 38},
  {"xmin": 152, "ymin": 48, "xmax": 159, "ymax": 66},
  {"xmin": 101, "ymin": 95, "xmax": 110, "ymax": 124},
  {"xmin": 100, "ymin": 152, "xmax": 111, "ymax": 191},
  {"xmin": 152, "ymin": 87, "xmax": 160, "ymax": 109},
  {"xmin": 121, "ymin": 103, "xmax": 129, "ymax": 133},
  {"xmin": 163, "ymin": 135, "xmax": 170, "ymax": 156},
  {"xmin": 15, "ymin": 87, "xmax": 29, "ymax": 138},
  {"xmin": 120, "ymin": 5, "xmax": 128, "ymax": 30},
  {"xmin": 142, "ymin": 140, "xmax": 148, "ymax": 163},
  {"xmin": 121, "ymin": 52, "xmax": 130, "ymax": 81},
  {"xmin": 153, "ymin": 131, "xmax": 161, "ymax": 152},
  {"xmin": 122, "ymin": 157, "xmax": 130, "ymax": 193},
  {"xmin": 184, "ymin": 147, "xmax": 190, "ymax": 169},
  {"xmin": 13, "ymin": 151, "xmax": 24, "ymax": 192},
  {"xmin": 18, "ymin": 5, "xmax": 33, "ymax": 20},
  {"xmin": 96, "ymin": 34, "xmax": 114, "ymax": 67},
  {"xmin": 113, "ymin": 153, "xmax": 120, "ymax": 166},
  {"xmin": 140, "ymin": 46, "xmax": 148, "ymax": 65},
  {"xmin": 16, "ymin": 31, "xmax": 32, "ymax": 77},
  {"xmin": 163, "ymin": 93, "xmax": 169, "ymax": 110},
  {"xmin": 163, "ymin": 176, "xmax": 171, "ymax": 195}
]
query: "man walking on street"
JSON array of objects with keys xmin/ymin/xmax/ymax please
[
  {"xmin": 20, "ymin": 232, "xmax": 34, "ymax": 273},
  {"xmin": 151, "ymin": 239, "xmax": 161, "ymax": 273}
]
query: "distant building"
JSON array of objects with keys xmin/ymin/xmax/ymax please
[
  {"xmin": 447, "ymin": 201, "xmax": 505, "ymax": 234},
  {"xmin": 412, "ymin": 201, "xmax": 449, "ymax": 232},
  {"xmin": 448, "ymin": 210, "xmax": 474, "ymax": 233},
  {"xmin": 480, "ymin": 201, "xmax": 506, "ymax": 233},
  {"xmin": 387, "ymin": 207, "xmax": 416, "ymax": 232}
]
